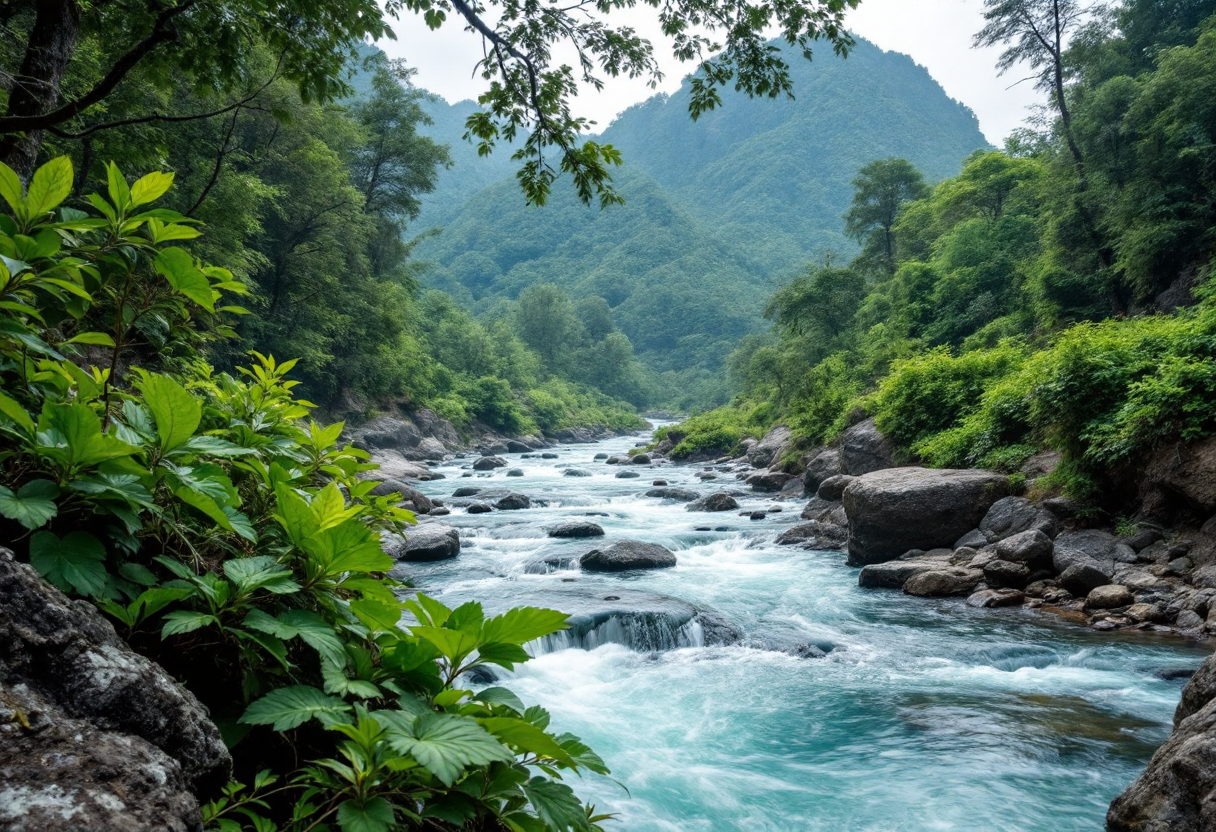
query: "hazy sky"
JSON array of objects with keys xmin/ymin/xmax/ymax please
[{"xmin": 378, "ymin": 0, "xmax": 1043, "ymax": 146}]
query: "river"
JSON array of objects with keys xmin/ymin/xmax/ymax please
[{"xmin": 403, "ymin": 429, "xmax": 1209, "ymax": 832}]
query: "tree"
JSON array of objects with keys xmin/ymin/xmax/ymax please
[
  {"xmin": 974, "ymin": 0, "xmax": 1090, "ymax": 179},
  {"xmin": 843, "ymin": 158, "xmax": 929, "ymax": 276},
  {"xmin": 514, "ymin": 283, "xmax": 582, "ymax": 374},
  {"xmin": 1, "ymin": 0, "xmax": 862, "ymax": 201}
]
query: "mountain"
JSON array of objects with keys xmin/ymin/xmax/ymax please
[{"xmin": 410, "ymin": 37, "xmax": 990, "ymax": 405}]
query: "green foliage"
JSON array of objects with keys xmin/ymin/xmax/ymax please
[
  {"xmin": 0, "ymin": 158, "xmax": 610, "ymax": 832},
  {"xmin": 661, "ymin": 402, "xmax": 772, "ymax": 460}
]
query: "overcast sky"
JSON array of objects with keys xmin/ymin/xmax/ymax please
[{"xmin": 378, "ymin": 0, "xmax": 1043, "ymax": 146}]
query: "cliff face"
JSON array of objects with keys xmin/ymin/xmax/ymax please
[
  {"xmin": 1107, "ymin": 652, "xmax": 1216, "ymax": 831},
  {"xmin": 0, "ymin": 549, "xmax": 230, "ymax": 832}
]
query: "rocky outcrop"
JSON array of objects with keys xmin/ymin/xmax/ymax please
[
  {"xmin": 1108, "ymin": 651, "xmax": 1216, "ymax": 831},
  {"xmin": 803, "ymin": 448, "xmax": 842, "ymax": 491},
  {"xmin": 384, "ymin": 524, "xmax": 461, "ymax": 561},
  {"xmin": 686, "ymin": 492, "xmax": 739, "ymax": 512},
  {"xmin": 842, "ymin": 467, "xmax": 1011, "ymax": 566},
  {"xmin": 746, "ymin": 471, "xmax": 794, "ymax": 492},
  {"xmin": 0, "ymin": 549, "xmax": 230, "ymax": 832},
  {"xmin": 1141, "ymin": 435, "xmax": 1216, "ymax": 523},
  {"xmin": 839, "ymin": 418, "xmax": 897, "ymax": 476},
  {"xmin": 473, "ymin": 456, "xmax": 508, "ymax": 471},
  {"xmin": 746, "ymin": 425, "xmax": 792, "ymax": 469},
  {"xmin": 580, "ymin": 541, "xmax": 677, "ymax": 572},
  {"xmin": 646, "ymin": 487, "xmax": 699, "ymax": 502}
]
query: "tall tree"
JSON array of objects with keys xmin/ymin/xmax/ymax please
[{"xmin": 843, "ymin": 158, "xmax": 929, "ymax": 276}]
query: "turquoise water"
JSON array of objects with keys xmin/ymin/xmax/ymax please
[{"xmin": 405, "ymin": 431, "xmax": 1208, "ymax": 831}]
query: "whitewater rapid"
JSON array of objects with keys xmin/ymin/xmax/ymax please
[{"xmin": 404, "ymin": 431, "xmax": 1208, "ymax": 832}]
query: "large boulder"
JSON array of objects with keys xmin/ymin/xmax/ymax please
[
  {"xmin": 994, "ymin": 529, "xmax": 1053, "ymax": 566},
  {"xmin": 803, "ymin": 448, "xmax": 843, "ymax": 491},
  {"xmin": 979, "ymin": 497, "xmax": 1059, "ymax": 542},
  {"xmin": 775, "ymin": 521, "xmax": 848, "ymax": 551},
  {"xmin": 494, "ymin": 493, "xmax": 532, "ymax": 511},
  {"xmin": 842, "ymin": 467, "xmax": 1012, "ymax": 566},
  {"xmin": 1052, "ymin": 530, "xmax": 1119, "ymax": 574},
  {"xmin": 746, "ymin": 471, "xmax": 794, "ymax": 492},
  {"xmin": 839, "ymin": 418, "xmax": 897, "ymax": 476},
  {"xmin": 1108, "ymin": 651, "xmax": 1216, "ymax": 831},
  {"xmin": 646, "ymin": 487, "xmax": 699, "ymax": 502},
  {"xmin": 368, "ymin": 479, "xmax": 434, "ymax": 514},
  {"xmin": 686, "ymin": 492, "xmax": 739, "ymax": 512},
  {"xmin": 858, "ymin": 560, "xmax": 943, "ymax": 589},
  {"xmin": 351, "ymin": 415, "xmax": 422, "ymax": 450},
  {"xmin": 473, "ymin": 456, "xmax": 508, "ymax": 471},
  {"xmin": 368, "ymin": 451, "xmax": 437, "ymax": 482},
  {"xmin": 548, "ymin": 522, "xmax": 605, "ymax": 539},
  {"xmin": 1141, "ymin": 435, "xmax": 1216, "ymax": 520},
  {"xmin": 0, "ymin": 549, "xmax": 231, "ymax": 832},
  {"xmin": 385, "ymin": 525, "xmax": 461, "ymax": 562},
  {"xmin": 746, "ymin": 425, "xmax": 793, "ymax": 468},
  {"xmin": 816, "ymin": 474, "xmax": 856, "ymax": 502},
  {"xmin": 902, "ymin": 568, "xmax": 984, "ymax": 597},
  {"xmin": 580, "ymin": 541, "xmax": 677, "ymax": 572}
]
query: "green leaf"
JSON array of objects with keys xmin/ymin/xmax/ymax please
[
  {"xmin": 474, "ymin": 642, "xmax": 531, "ymax": 670},
  {"xmin": 175, "ymin": 485, "xmax": 235, "ymax": 530},
  {"xmin": 336, "ymin": 798, "xmax": 395, "ymax": 832},
  {"xmin": 106, "ymin": 162, "xmax": 131, "ymax": 213},
  {"xmin": 129, "ymin": 170, "xmax": 174, "ymax": 207},
  {"xmin": 475, "ymin": 687, "xmax": 526, "ymax": 713},
  {"xmin": 481, "ymin": 607, "xmax": 570, "ymax": 645},
  {"xmin": 138, "ymin": 373, "xmax": 202, "ymax": 454},
  {"xmin": 277, "ymin": 610, "xmax": 347, "ymax": 666},
  {"xmin": 64, "ymin": 331, "xmax": 116, "ymax": 347},
  {"xmin": 556, "ymin": 733, "xmax": 609, "ymax": 775},
  {"xmin": 37, "ymin": 402, "xmax": 141, "ymax": 468},
  {"xmin": 521, "ymin": 778, "xmax": 588, "ymax": 831},
  {"xmin": 223, "ymin": 556, "xmax": 299, "ymax": 595},
  {"xmin": 383, "ymin": 713, "xmax": 513, "ymax": 786},
  {"xmin": 480, "ymin": 718, "xmax": 576, "ymax": 767},
  {"xmin": 410, "ymin": 626, "xmax": 479, "ymax": 666},
  {"xmin": 118, "ymin": 562, "xmax": 158, "ymax": 586},
  {"xmin": 0, "ymin": 479, "xmax": 59, "ymax": 529},
  {"xmin": 0, "ymin": 161, "xmax": 22, "ymax": 217},
  {"xmin": 240, "ymin": 685, "xmax": 351, "ymax": 731},
  {"xmin": 0, "ymin": 391, "xmax": 35, "ymax": 435},
  {"xmin": 161, "ymin": 610, "xmax": 220, "ymax": 637},
  {"xmin": 29, "ymin": 530, "xmax": 107, "ymax": 596},
  {"xmin": 26, "ymin": 157, "xmax": 73, "ymax": 219},
  {"xmin": 155, "ymin": 247, "xmax": 214, "ymax": 311}
]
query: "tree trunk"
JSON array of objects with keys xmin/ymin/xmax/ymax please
[{"xmin": 0, "ymin": 0, "xmax": 83, "ymax": 181}]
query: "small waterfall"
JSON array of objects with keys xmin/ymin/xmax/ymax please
[{"xmin": 528, "ymin": 611, "xmax": 706, "ymax": 656}]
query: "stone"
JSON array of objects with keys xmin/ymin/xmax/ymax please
[
  {"xmin": 979, "ymin": 496, "xmax": 1059, "ymax": 542},
  {"xmin": 605, "ymin": 456, "xmax": 627, "ymax": 465},
  {"xmin": 1087, "ymin": 584, "xmax": 1134, "ymax": 609},
  {"xmin": 369, "ymin": 480, "xmax": 434, "ymax": 514},
  {"xmin": 506, "ymin": 439, "xmax": 532, "ymax": 453},
  {"xmin": 580, "ymin": 541, "xmax": 677, "ymax": 572},
  {"xmin": 1127, "ymin": 603, "xmax": 1166, "ymax": 623},
  {"xmin": 902, "ymin": 568, "xmax": 984, "ymax": 597},
  {"xmin": 775, "ymin": 521, "xmax": 848, "ymax": 551},
  {"xmin": 1141, "ymin": 435, "xmax": 1216, "ymax": 519},
  {"xmin": 1108, "ymin": 650, "xmax": 1216, "ymax": 831},
  {"xmin": 507, "ymin": 468, "xmax": 525, "ymax": 477},
  {"xmin": 594, "ymin": 453, "xmax": 609, "ymax": 460},
  {"xmin": 1059, "ymin": 562, "xmax": 1114, "ymax": 595},
  {"xmin": 615, "ymin": 470, "xmax": 641, "ymax": 479},
  {"xmin": 858, "ymin": 560, "xmax": 942, "ymax": 589},
  {"xmin": 842, "ymin": 467, "xmax": 1012, "ymax": 566},
  {"xmin": 1193, "ymin": 565, "xmax": 1216, "ymax": 589},
  {"xmin": 686, "ymin": 492, "xmax": 739, "ymax": 512},
  {"xmin": 563, "ymin": 468, "xmax": 592, "ymax": 477},
  {"xmin": 0, "ymin": 550, "xmax": 231, "ymax": 832},
  {"xmin": 541, "ymin": 452, "xmax": 559, "ymax": 459},
  {"xmin": 839, "ymin": 418, "xmax": 897, "ymax": 476},
  {"xmin": 368, "ymin": 451, "xmax": 436, "ymax": 482},
  {"xmin": 351, "ymin": 415, "xmax": 422, "ymax": 451},
  {"xmin": 983, "ymin": 559, "xmax": 1031, "ymax": 589},
  {"xmin": 630, "ymin": 453, "xmax": 652, "ymax": 465},
  {"xmin": 994, "ymin": 529, "xmax": 1054, "ymax": 566},
  {"xmin": 954, "ymin": 529, "xmax": 989, "ymax": 549},
  {"xmin": 646, "ymin": 487, "xmax": 699, "ymax": 502},
  {"xmin": 415, "ymin": 437, "xmax": 448, "ymax": 460},
  {"xmin": 800, "ymin": 497, "xmax": 840, "ymax": 522},
  {"xmin": 386, "ymin": 525, "xmax": 461, "ymax": 561},
  {"xmin": 746, "ymin": 425, "xmax": 793, "ymax": 468},
  {"xmin": 652, "ymin": 479, "xmax": 668, "ymax": 486},
  {"xmin": 494, "ymin": 493, "xmax": 532, "ymax": 511},
  {"xmin": 472, "ymin": 456, "xmax": 508, "ymax": 471},
  {"xmin": 467, "ymin": 503, "xmax": 492, "ymax": 514},
  {"xmin": 1169, "ymin": 556, "xmax": 1194, "ymax": 575},
  {"xmin": 746, "ymin": 471, "xmax": 794, "ymax": 492},
  {"xmin": 428, "ymin": 507, "xmax": 451, "ymax": 517},
  {"xmin": 966, "ymin": 588, "xmax": 1026, "ymax": 608},
  {"xmin": 1126, "ymin": 527, "xmax": 1164, "ymax": 552},
  {"xmin": 816, "ymin": 474, "xmax": 856, "ymax": 502},
  {"xmin": 548, "ymin": 522, "xmax": 605, "ymax": 539},
  {"xmin": 779, "ymin": 478, "xmax": 807, "ymax": 499},
  {"xmin": 452, "ymin": 486, "xmax": 483, "ymax": 498},
  {"xmin": 1175, "ymin": 609, "xmax": 1205, "ymax": 630},
  {"xmin": 1052, "ymin": 530, "xmax": 1119, "ymax": 574},
  {"xmin": 803, "ymin": 448, "xmax": 843, "ymax": 491}
]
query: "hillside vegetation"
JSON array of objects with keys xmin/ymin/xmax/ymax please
[{"xmin": 677, "ymin": 0, "xmax": 1216, "ymax": 517}]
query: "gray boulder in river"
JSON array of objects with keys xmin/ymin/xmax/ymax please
[
  {"xmin": 842, "ymin": 467, "xmax": 1012, "ymax": 566},
  {"xmin": 0, "ymin": 548, "xmax": 231, "ymax": 831},
  {"xmin": 1108, "ymin": 651, "xmax": 1216, "ymax": 831},
  {"xmin": 686, "ymin": 492, "xmax": 739, "ymax": 512},
  {"xmin": 384, "ymin": 524, "xmax": 461, "ymax": 561},
  {"xmin": 581, "ymin": 541, "xmax": 677, "ymax": 571}
]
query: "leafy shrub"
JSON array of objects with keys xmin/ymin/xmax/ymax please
[{"xmin": 0, "ymin": 158, "xmax": 610, "ymax": 832}]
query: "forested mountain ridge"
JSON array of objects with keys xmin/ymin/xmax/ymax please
[{"xmin": 410, "ymin": 37, "xmax": 991, "ymax": 407}]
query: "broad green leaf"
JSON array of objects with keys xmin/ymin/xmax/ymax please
[
  {"xmin": 480, "ymin": 718, "xmax": 576, "ymax": 768},
  {"xmin": 65, "ymin": 331, "xmax": 115, "ymax": 347},
  {"xmin": 474, "ymin": 642, "xmax": 531, "ymax": 670},
  {"xmin": 118, "ymin": 562, "xmax": 158, "ymax": 586},
  {"xmin": 383, "ymin": 712, "xmax": 513, "ymax": 786},
  {"xmin": 322, "ymin": 662, "xmax": 382, "ymax": 699},
  {"xmin": 0, "ymin": 479, "xmax": 59, "ymax": 529},
  {"xmin": 475, "ymin": 687, "xmax": 526, "ymax": 713},
  {"xmin": 155, "ymin": 247, "xmax": 214, "ymax": 311},
  {"xmin": 236, "ymin": 629, "xmax": 292, "ymax": 671},
  {"xmin": 277, "ymin": 610, "xmax": 347, "ymax": 666},
  {"xmin": 521, "ymin": 778, "xmax": 589, "ymax": 832},
  {"xmin": 161, "ymin": 610, "xmax": 220, "ymax": 637},
  {"xmin": 106, "ymin": 162, "xmax": 131, "ymax": 213},
  {"xmin": 138, "ymin": 373, "xmax": 201, "ymax": 454},
  {"xmin": 135, "ymin": 585, "xmax": 195, "ymax": 617},
  {"xmin": 29, "ymin": 530, "xmax": 106, "ymax": 596},
  {"xmin": 26, "ymin": 157, "xmax": 73, "ymax": 219},
  {"xmin": 447, "ymin": 601, "xmax": 485, "ymax": 635},
  {"xmin": 222, "ymin": 506, "xmax": 258, "ymax": 543},
  {"xmin": 0, "ymin": 391, "xmax": 34, "ymax": 434},
  {"xmin": 313, "ymin": 521, "xmax": 391, "ymax": 576},
  {"xmin": 243, "ymin": 609, "xmax": 298, "ymax": 639},
  {"xmin": 129, "ymin": 170, "xmax": 174, "ymax": 207},
  {"xmin": 336, "ymin": 798, "xmax": 395, "ymax": 832},
  {"xmin": 410, "ymin": 626, "xmax": 479, "ymax": 666},
  {"xmin": 180, "ymin": 435, "xmax": 255, "ymax": 456},
  {"xmin": 240, "ymin": 685, "xmax": 351, "ymax": 731},
  {"xmin": 0, "ymin": 161, "xmax": 22, "ymax": 217},
  {"xmin": 223, "ymin": 556, "xmax": 299, "ymax": 595},
  {"xmin": 175, "ymin": 486, "xmax": 234, "ymax": 530},
  {"xmin": 350, "ymin": 598, "xmax": 403, "ymax": 631},
  {"xmin": 274, "ymin": 483, "xmax": 319, "ymax": 547},
  {"xmin": 555, "ymin": 733, "xmax": 609, "ymax": 775},
  {"xmin": 481, "ymin": 607, "xmax": 570, "ymax": 646},
  {"xmin": 37, "ymin": 402, "xmax": 140, "ymax": 468},
  {"xmin": 404, "ymin": 593, "xmax": 452, "ymax": 628}
]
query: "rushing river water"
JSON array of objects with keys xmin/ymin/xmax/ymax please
[{"xmin": 403, "ymin": 430, "xmax": 1209, "ymax": 832}]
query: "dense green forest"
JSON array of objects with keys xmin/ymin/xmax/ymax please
[
  {"xmin": 413, "ymin": 38, "xmax": 990, "ymax": 408},
  {"xmin": 674, "ymin": 0, "xmax": 1216, "ymax": 513}
]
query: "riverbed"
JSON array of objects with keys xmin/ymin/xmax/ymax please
[{"xmin": 403, "ymin": 430, "xmax": 1209, "ymax": 832}]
